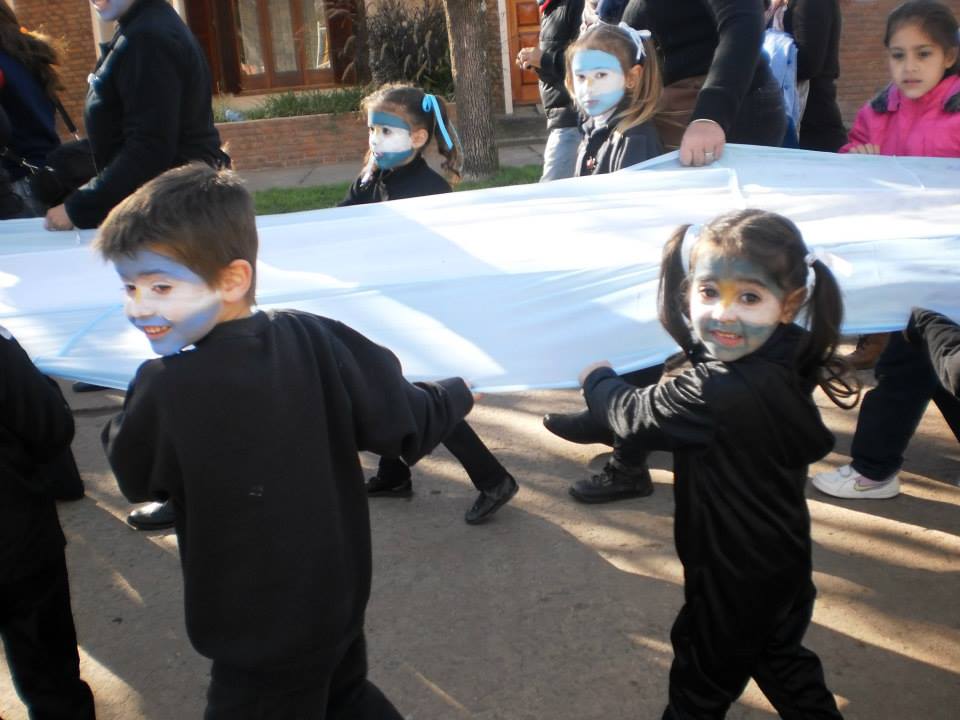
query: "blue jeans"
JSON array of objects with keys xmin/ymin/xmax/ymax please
[{"xmin": 540, "ymin": 126, "xmax": 581, "ymax": 182}]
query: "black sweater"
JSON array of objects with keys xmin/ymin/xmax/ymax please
[
  {"xmin": 583, "ymin": 324, "xmax": 833, "ymax": 595},
  {"xmin": 536, "ymin": 0, "xmax": 585, "ymax": 130},
  {"xmin": 338, "ymin": 154, "xmax": 451, "ymax": 206},
  {"xmin": 575, "ymin": 116, "xmax": 663, "ymax": 175},
  {"xmin": 102, "ymin": 310, "xmax": 473, "ymax": 670},
  {"xmin": 65, "ymin": 0, "xmax": 227, "ymax": 229},
  {"xmin": 622, "ymin": 0, "xmax": 771, "ymax": 133},
  {"xmin": 0, "ymin": 327, "xmax": 74, "ymax": 584}
]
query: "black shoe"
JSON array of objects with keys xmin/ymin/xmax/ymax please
[
  {"xmin": 543, "ymin": 410, "xmax": 614, "ymax": 445},
  {"xmin": 569, "ymin": 461, "xmax": 653, "ymax": 504},
  {"xmin": 126, "ymin": 500, "xmax": 176, "ymax": 530},
  {"xmin": 366, "ymin": 468, "xmax": 414, "ymax": 498},
  {"xmin": 465, "ymin": 474, "xmax": 519, "ymax": 525},
  {"xmin": 72, "ymin": 381, "xmax": 107, "ymax": 393}
]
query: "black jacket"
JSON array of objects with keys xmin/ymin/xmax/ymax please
[
  {"xmin": 537, "ymin": 0, "xmax": 584, "ymax": 130},
  {"xmin": 583, "ymin": 324, "xmax": 833, "ymax": 591},
  {"xmin": 338, "ymin": 154, "xmax": 451, "ymax": 206},
  {"xmin": 65, "ymin": 0, "xmax": 227, "ymax": 229},
  {"xmin": 784, "ymin": 0, "xmax": 846, "ymax": 152},
  {"xmin": 622, "ymin": 0, "xmax": 772, "ymax": 133},
  {"xmin": 575, "ymin": 116, "xmax": 662, "ymax": 175},
  {"xmin": 102, "ymin": 310, "xmax": 473, "ymax": 670},
  {"xmin": 0, "ymin": 327, "xmax": 74, "ymax": 584}
]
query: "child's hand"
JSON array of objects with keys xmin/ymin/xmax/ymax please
[
  {"xmin": 516, "ymin": 47, "xmax": 543, "ymax": 70},
  {"xmin": 466, "ymin": 381, "xmax": 484, "ymax": 402},
  {"xmin": 848, "ymin": 143, "xmax": 880, "ymax": 155},
  {"xmin": 578, "ymin": 360, "xmax": 613, "ymax": 387}
]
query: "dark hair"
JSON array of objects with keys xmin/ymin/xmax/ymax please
[
  {"xmin": 657, "ymin": 209, "xmax": 860, "ymax": 408},
  {"xmin": 0, "ymin": 2, "xmax": 63, "ymax": 96},
  {"xmin": 361, "ymin": 83, "xmax": 463, "ymax": 182},
  {"xmin": 95, "ymin": 164, "xmax": 258, "ymax": 304},
  {"xmin": 564, "ymin": 23, "xmax": 662, "ymax": 133},
  {"xmin": 885, "ymin": 0, "xmax": 960, "ymax": 76}
]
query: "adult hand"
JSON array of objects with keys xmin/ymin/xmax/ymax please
[
  {"xmin": 578, "ymin": 360, "xmax": 612, "ymax": 387},
  {"xmin": 516, "ymin": 47, "xmax": 543, "ymax": 71},
  {"xmin": 679, "ymin": 120, "xmax": 726, "ymax": 167},
  {"xmin": 44, "ymin": 204, "xmax": 75, "ymax": 232},
  {"xmin": 847, "ymin": 143, "xmax": 881, "ymax": 155}
]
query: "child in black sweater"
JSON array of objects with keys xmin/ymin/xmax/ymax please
[{"xmin": 99, "ymin": 164, "xmax": 475, "ymax": 717}]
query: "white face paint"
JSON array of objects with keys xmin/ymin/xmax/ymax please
[
  {"xmin": 367, "ymin": 110, "xmax": 415, "ymax": 170},
  {"xmin": 90, "ymin": 0, "xmax": 136, "ymax": 21},
  {"xmin": 571, "ymin": 49, "xmax": 626, "ymax": 117},
  {"xmin": 114, "ymin": 250, "xmax": 223, "ymax": 356}
]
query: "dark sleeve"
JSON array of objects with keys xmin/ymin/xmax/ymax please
[
  {"xmin": 0, "ymin": 329, "xmax": 74, "ymax": 484},
  {"xmin": 337, "ymin": 175, "xmax": 371, "ymax": 207},
  {"xmin": 537, "ymin": 1, "xmax": 583, "ymax": 84},
  {"xmin": 613, "ymin": 126, "xmax": 663, "ymax": 170},
  {"xmin": 327, "ymin": 321, "xmax": 473, "ymax": 465},
  {"xmin": 582, "ymin": 365, "xmax": 716, "ymax": 450},
  {"xmin": 65, "ymin": 32, "xmax": 185, "ymax": 228},
  {"xmin": 101, "ymin": 360, "xmax": 179, "ymax": 504},
  {"xmin": 787, "ymin": 0, "xmax": 833, "ymax": 81},
  {"xmin": 906, "ymin": 308, "xmax": 960, "ymax": 397},
  {"xmin": 692, "ymin": 0, "xmax": 766, "ymax": 132}
]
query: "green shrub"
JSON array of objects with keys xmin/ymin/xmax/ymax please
[
  {"xmin": 216, "ymin": 86, "xmax": 369, "ymax": 123},
  {"xmin": 367, "ymin": 0, "xmax": 454, "ymax": 97}
]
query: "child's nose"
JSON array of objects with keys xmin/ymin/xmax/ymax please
[{"xmin": 712, "ymin": 302, "xmax": 737, "ymax": 322}]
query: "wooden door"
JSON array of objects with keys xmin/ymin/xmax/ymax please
[{"xmin": 506, "ymin": 0, "xmax": 541, "ymax": 105}]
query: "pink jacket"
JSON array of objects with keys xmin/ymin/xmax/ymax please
[{"xmin": 840, "ymin": 74, "xmax": 960, "ymax": 157}]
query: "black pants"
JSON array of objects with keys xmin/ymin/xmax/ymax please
[
  {"xmin": 205, "ymin": 633, "xmax": 402, "ymax": 720},
  {"xmin": 377, "ymin": 420, "xmax": 507, "ymax": 492},
  {"xmin": 0, "ymin": 553, "xmax": 96, "ymax": 720},
  {"xmin": 663, "ymin": 581, "xmax": 842, "ymax": 720},
  {"xmin": 851, "ymin": 333, "xmax": 960, "ymax": 480}
]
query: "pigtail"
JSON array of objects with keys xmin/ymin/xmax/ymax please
[
  {"xmin": 657, "ymin": 224, "xmax": 696, "ymax": 353},
  {"xmin": 431, "ymin": 95, "xmax": 463, "ymax": 184},
  {"xmin": 800, "ymin": 260, "xmax": 861, "ymax": 409}
]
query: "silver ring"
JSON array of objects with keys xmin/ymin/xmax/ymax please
[{"xmin": 704, "ymin": 151, "xmax": 715, "ymax": 161}]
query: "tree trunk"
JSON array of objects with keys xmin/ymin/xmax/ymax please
[{"xmin": 443, "ymin": 0, "xmax": 500, "ymax": 178}]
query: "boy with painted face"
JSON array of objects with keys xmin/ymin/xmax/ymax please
[
  {"xmin": 565, "ymin": 23, "xmax": 664, "ymax": 175},
  {"xmin": 339, "ymin": 84, "xmax": 461, "ymax": 206},
  {"xmin": 574, "ymin": 210, "xmax": 857, "ymax": 717},
  {"xmin": 98, "ymin": 164, "xmax": 477, "ymax": 717}
]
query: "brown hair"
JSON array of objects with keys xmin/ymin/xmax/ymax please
[
  {"xmin": 564, "ymin": 23, "xmax": 663, "ymax": 133},
  {"xmin": 96, "ymin": 164, "xmax": 258, "ymax": 304},
  {"xmin": 361, "ymin": 83, "xmax": 463, "ymax": 183},
  {"xmin": 658, "ymin": 209, "xmax": 860, "ymax": 408},
  {"xmin": 885, "ymin": 0, "xmax": 960, "ymax": 76},
  {"xmin": 0, "ymin": 2, "xmax": 63, "ymax": 96}
]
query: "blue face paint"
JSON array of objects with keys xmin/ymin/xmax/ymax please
[
  {"xmin": 113, "ymin": 250, "xmax": 223, "ymax": 356},
  {"xmin": 571, "ymin": 49, "xmax": 626, "ymax": 117},
  {"xmin": 367, "ymin": 110, "xmax": 415, "ymax": 170}
]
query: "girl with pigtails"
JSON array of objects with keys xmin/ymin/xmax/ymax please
[
  {"xmin": 339, "ymin": 84, "xmax": 463, "ymax": 206},
  {"xmin": 574, "ymin": 209, "xmax": 858, "ymax": 718}
]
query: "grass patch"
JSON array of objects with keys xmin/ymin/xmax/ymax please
[
  {"xmin": 215, "ymin": 87, "xmax": 369, "ymax": 123},
  {"xmin": 253, "ymin": 164, "xmax": 542, "ymax": 215}
]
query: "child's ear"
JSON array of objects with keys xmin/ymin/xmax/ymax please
[
  {"xmin": 625, "ymin": 64, "xmax": 643, "ymax": 90},
  {"xmin": 779, "ymin": 287, "xmax": 807, "ymax": 323},
  {"xmin": 218, "ymin": 259, "xmax": 253, "ymax": 303},
  {"xmin": 410, "ymin": 127, "xmax": 429, "ymax": 150}
]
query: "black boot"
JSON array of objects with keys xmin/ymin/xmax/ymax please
[
  {"xmin": 543, "ymin": 410, "xmax": 614, "ymax": 445},
  {"xmin": 127, "ymin": 500, "xmax": 176, "ymax": 530},
  {"xmin": 366, "ymin": 457, "xmax": 413, "ymax": 498},
  {"xmin": 569, "ymin": 461, "xmax": 653, "ymax": 504},
  {"xmin": 464, "ymin": 474, "xmax": 519, "ymax": 525}
]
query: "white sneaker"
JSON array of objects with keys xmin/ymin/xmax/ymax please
[{"xmin": 811, "ymin": 464, "xmax": 900, "ymax": 499}]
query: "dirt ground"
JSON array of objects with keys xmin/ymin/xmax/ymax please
[{"xmin": 2, "ymin": 369, "xmax": 959, "ymax": 719}]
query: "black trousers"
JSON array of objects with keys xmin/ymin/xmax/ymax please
[
  {"xmin": 663, "ymin": 581, "xmax": 842, "ymax": 720},
  {"xmin": 377, "ymin": 419, "xmax": 507, "ymax": 492},
  {"xmin": 205, "ymin": 633, "xmax": 402, "ymax": 720},
  {"xmin": 851, "ymin": 333, "xmax": 960, "ymax": 480},
  {"xmin": 0, "ymin": 553, "xmax": 96, "ymax": 720}
]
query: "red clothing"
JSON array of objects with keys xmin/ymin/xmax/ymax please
[{"xmin": 840, "ymin": 74, "xmax": 960, "ymax": 157}]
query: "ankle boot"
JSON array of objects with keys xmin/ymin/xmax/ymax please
[{"xmin": 569, "ymin": 461, "xmax": 653, "ymax": 504}]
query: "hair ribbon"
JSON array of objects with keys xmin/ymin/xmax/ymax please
[
  {"xmin": 421, "ymin": 94, "xmax": 454, "ymax": 150},
  {"xmin": 680, "ymin": 224, "xmax": 700, "ymax": 274},
  {"xmin": 617, "ymin": 23, "xmax": 651, "ymax": 64}
]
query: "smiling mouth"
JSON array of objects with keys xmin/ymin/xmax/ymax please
[
  {"xmin": 710, "ymin": 329, "xmax": 742, "ymax": 347},
  {"xmin": 140, "ymin": 325, "xmax": 171, "ymax": 339}
]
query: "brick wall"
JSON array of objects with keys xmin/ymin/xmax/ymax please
[
  {"xmin": 15, "ymin": 0, "xmax": 97, "ymax": 135},
  {"xmin": 838, "ymin": 0, "xmax": 960, "ymax": 123}
]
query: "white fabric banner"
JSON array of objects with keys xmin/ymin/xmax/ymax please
[{"xmin": 1, "ymin": 145, "xmax": 959, "ymax": 391}]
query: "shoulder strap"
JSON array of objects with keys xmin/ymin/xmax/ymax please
[{"xmin": 52, "ymin": 96, "xmax": 80, "ymax": 139}]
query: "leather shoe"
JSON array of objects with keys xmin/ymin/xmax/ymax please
[
  {"xmin": 569, "ymin": 461, "xmax": 653, "ymax": 504},
  {"xmin": 465, "ymin": 474, "xmax": 519, "ymax": 525},
  {"xmin": 543, "ymin": 410, "xmax": 614, "ymax": 445},
  {"xmin": 72, "ymin": 381, "xmax": 107, "ymax": 393},
  {"xmin": 366, "ymin": 459, "xmax": 413, "ymax": 498},
  {"xmin": 127, "ymin": 500, "xmax": 176, "ymax": 530}
]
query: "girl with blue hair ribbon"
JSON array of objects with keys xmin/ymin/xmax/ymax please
[
  {"xmin": 565, "ymin": 22, "xmax": 664, "ymax": 175},
  {"xmin": 338, "ymin": 84, "xmax": 463, "ymax": 206}
]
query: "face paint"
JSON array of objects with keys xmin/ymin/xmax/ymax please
[
  {"xmin": 571, "ymin": 49, "xmax": 626, "ymax": 117},
  {"xmin": 114, "ymin": 250, "xmax": 222, "ymax": 356},
  {"xmin": 90, "ymin": 0, "xmax": 136, "ymax": 22},
  {"xmin": 688, "ymin": 248, "xmax": 787, "ymax": 362},
  {"xmin": 367, "ymin": 110, "xmax": 415, "ymax": 170}
]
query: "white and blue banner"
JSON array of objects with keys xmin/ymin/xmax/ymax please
[{"xmin": 2, "ymin": 145, "xmax": 959, "ymax": 391}]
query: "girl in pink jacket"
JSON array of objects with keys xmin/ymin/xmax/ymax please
[{"xmin": 841, "ymin": 0, "xmax": 960, "ymax": 158}]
